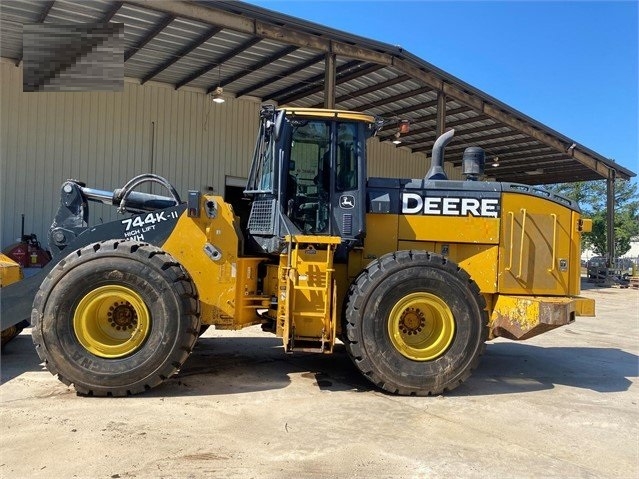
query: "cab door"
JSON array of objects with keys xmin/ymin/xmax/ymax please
[
  {"xmin": 284, "ymin": 119, "xmax": 366, "ymax": 245},
  {"xmin": 328, "ymin": 122, "xmax": 367, "ymax": 245}
]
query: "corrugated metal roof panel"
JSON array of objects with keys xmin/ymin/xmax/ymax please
[
  {"xmin": 45, "ymin": 0, "xmax": 106, "ymax": 23},
  {"xmin": 0, "ymin": 1, "xmax": 41, "ymax": 59},
  {"xmin": 0, "ymin": 0, "xmax": 633, "ymax": 183}
]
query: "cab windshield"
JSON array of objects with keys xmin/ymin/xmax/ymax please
[{"xmin": 245, "ymin": 113, "xmax": 277, "ymax": 193}]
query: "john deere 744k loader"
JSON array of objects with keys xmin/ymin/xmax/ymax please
[{"xmin": 0, "ymin": 106, "xmax": 595, "ymax": 396}]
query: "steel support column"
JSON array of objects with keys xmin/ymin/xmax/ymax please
[
  {"xmin": 324, "ymin": 52, "xmax": 336, "ymax": 109},
  {"xmin": 606, "ymin": 170, "xmax": 616, "ymax": 267},
  {"xmin": 436, "ymin": 91, "xmax": 446, "ymax": 137}
]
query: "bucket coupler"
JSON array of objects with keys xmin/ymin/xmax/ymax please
[{"xmin": 48, "ymin": 175, "xmax": 180, "ymax": 257}]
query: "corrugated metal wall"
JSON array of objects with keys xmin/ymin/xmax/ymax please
[
  {"xmin": 367, "ymin": 136, "xmax": 458, "ymax": 180},
  {"xmin": 1, "ymin": 61, "xmax": 460, "ymax": 248},
  {"xmin": 1, "ymin": 61, "xmax": 261, "ymax": 247}
]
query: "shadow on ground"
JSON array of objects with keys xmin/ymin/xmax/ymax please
[
  {"xmin": 0, "ymin": 333, "xmax": 44, "ymax": 383},
  {"xmin": 453, "ymin": 342, "xmax": 638, "ymax": 396},
  {"xmin": 2, "ymin": 330, "xmax": 636, "ymax": 398}
]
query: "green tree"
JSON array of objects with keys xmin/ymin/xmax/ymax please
[{"xmin": 548, "ymin": 179, "xmax": 639, "ymax": 257}]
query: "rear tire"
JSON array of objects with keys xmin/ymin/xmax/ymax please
[
  {"xmin": 343, "ymin": 250, "xmax": 487, "ymax": 396},
  {"xmin": 31, "ymin": 240, "xmax": 200, "ymax": 396}
]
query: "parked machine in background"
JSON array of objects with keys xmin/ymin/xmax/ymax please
[
  {"xmin": 587, "ymin": 256, "xmax": 608, "ymax": 282},
  {"xmin": 0, "ymin": 106, "xmax": 595, "ymax": 396},
  {"xmin": 1, "ymin": 214, "xmax": 51, "ymax": 346},
  {"xmin": 0, "ymin": 253, "xmax": 27, "ymax": 346},
  {"xmin": 2, "ymin": 214, "xmax": 51, "ymax": 269}
]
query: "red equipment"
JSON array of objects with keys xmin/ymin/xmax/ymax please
[{"xmin": 2, "ymin": 214, "xmax": 51, "ymax": 268}]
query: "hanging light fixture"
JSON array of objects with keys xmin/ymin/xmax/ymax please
[
  {"xmin": 212, "ymin": 65, "xmax": 225, "ymax": 104},
  {"xmin": 212, "ymin": 86, "xmax": 225, "ymax": 104},
  {"xmin": 491, "ymin": 156, "xmax": 500, "ymax": 167},
  {"xmin": 392, "ymin": 131, "xmax": 402, "ymax": 145}
]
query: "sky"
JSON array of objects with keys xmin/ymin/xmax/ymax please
[{"xmin": 244, "ymin": 0, "xmax": 638, "ymax": 178}]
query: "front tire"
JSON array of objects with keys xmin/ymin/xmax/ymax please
[
  {"xmin": 31, "ymin": 240, "xmax": 200, "ymax": 396},
  {"xmin": 343, "ymin": 251, "xmax": 487, "ymax": 396}
]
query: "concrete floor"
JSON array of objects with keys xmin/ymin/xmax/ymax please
[{"xmin": 1, "ymin": 281, "xmax": 637, "ymax": 478}]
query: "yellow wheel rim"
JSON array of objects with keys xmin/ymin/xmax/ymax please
[
  {"xmin": 73, "ymin": 285, "xmax": 150, "ymax": 359},
  {"xmin": 388, "ymin": 292, "xmax": 455, "ymax": 361}
]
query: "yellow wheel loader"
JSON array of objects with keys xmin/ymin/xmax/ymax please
[{"xmin": 0, "ymin": 106, "xmax": 595, "ymax": 396}]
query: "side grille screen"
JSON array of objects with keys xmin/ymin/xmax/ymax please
[{"xmin": 247, "ymin": 199, "xmax": 276, "ymax": 235}]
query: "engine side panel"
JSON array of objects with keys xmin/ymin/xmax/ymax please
[{"xmin": 497, "ymin": 193, "xmax": 573, "ymax": 295}]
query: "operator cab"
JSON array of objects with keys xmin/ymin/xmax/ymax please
[{"xmin": 244, "ymin": 106, "xmax": 379, "ymax": 255}]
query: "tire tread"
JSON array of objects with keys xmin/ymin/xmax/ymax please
[
  {"xmin": 342, "ymin": 250, "xmax": 488, "ymax": 396},
  {"xmin": 32, "ymin": 240, "xmax": 200, "ymax": 397}
]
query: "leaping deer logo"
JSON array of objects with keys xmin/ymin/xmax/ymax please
[{"xmin": 340, "ymin": 195, "xmax": 355, "ymax": 209}]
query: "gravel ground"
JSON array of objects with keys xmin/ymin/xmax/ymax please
[{"xmin": 1, "ymin": 281, "xmax": 637, "ymax": 479}]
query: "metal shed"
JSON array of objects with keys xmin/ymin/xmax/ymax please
[
  {"xmin": 0, "ymin": 0, "xmax": 634, "ymax": 251},
  {"xmin": 1, "ymin": 0, "xmax": 634, "ymax": 183}
]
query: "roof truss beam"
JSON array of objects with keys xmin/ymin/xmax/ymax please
[
  {"xmin": 353, "ymin": 85, "xmax": 433, "ymax": 111},
  {"xmin": 125, "ymin": 0, "xmax": 393, "ymax": 65},
  {"xmin": 490, "ymin": 144, "xmax": 556, "ymax": 158},
  {"xmin": 391, "ymin": 98, "xmax": 439, "ymax": 117},
  {"xmin": 37, "ymin": 0, "xmax": 55, "ymax": 23},
  {"xmin": 447, "ymin": 145, "xmax": 557, "ymax": 166},
  {"xmin": 206, "ymin": 45, "xmax": 299, "ymax": 94},
  {"xmin": 449, "ymin": 146, "xmax": 555, "ymax": 167},
  {"xmin": 446, "ymin": 122, "xmax": 506, "ymax": 137},
  {"xmin": 275, "ymin": 61, "xmax": 384, "ymax": 104},
  {"xmin": 102, "ymin": 2, "xmax": 123, "ymax": 23},
  {"xmin": 269, "ymin": 59, "xmax": 362, "ymax": 103},
  {"xmin": 375, "ymin": 100, "xmax": 441, "ymax": 133},
  {"xmin": 141, "ymin": 26, "xmax": 223, "ymax": 84},
  {"xmin": 280, "ymin": 62, "xmax": 385, "ymax": 105},
  {"xmin": 452, "ymin": 130, "xmax": 521, "ymax": 144},
  {"xmin": 310, "ymin": 74, "xmax": 412, "ymax": 109},
  {"xmin": 488, "ymin": 157, "xmax": 573, "ymax": 174},
  {"xmin": 236, "ymin": 53, "xmax": 324, "ymax": 98},
  {"xmin": 15, "ymin": 0, "xmax": 55, "ymax": 65},
  {"xmin": 487, "ymin": 151, "xmax": 564, "ymax": 164},
  {"xmin": 410, "ymin": 115, "xmax": 491, "ymax": 152},
  {"xmin": 175, "ymin": 37, "xmax": 262, "ymax": 90},
  {"xmin": 482, "ymin": 104, "xmax": 613, "ymax": 178},
  {"xmin": 379, "ymin": 106, "xmax": 470, "ymax": 139},
  {"xmin": 124, "ymin": 14, "xmax": 175, "ymax": 62},
  {"xmin": 446, "ymin": 137, "xmax": 541, "ymax": 156}
]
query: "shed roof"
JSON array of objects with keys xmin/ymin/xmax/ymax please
[{"xmin": 1, "ymin": 0, "xmax": 634, "ymax": 184}]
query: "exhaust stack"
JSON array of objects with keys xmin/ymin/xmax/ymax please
[{"xmin": 426, "ymin": 129, "xmax": 455, "ymax": 180}]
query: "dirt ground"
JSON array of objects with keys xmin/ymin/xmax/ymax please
[{"xmin": 1, "ymin": 281, "xmax": 637, "ymax": 479}]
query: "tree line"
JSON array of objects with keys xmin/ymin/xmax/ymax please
[{"xmin": 548, "ymin": 180, "xmax": 639, "ymax": 258}]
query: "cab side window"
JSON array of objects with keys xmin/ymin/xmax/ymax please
[{"xmin": 336, "ymin": 123, "xmax": 357, "ymax": 191}]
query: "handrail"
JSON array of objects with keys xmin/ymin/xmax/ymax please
[
  {"xmin": 506, "ymin": 211, "xmax": 515, "ymax": 271},
  {"xmin": 516, "ymin": 208, "xmax": 527, "ymax": 279},
  {"xmin": 548, "ymin": 213, "xmax": 557, "ymax": 272}
]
